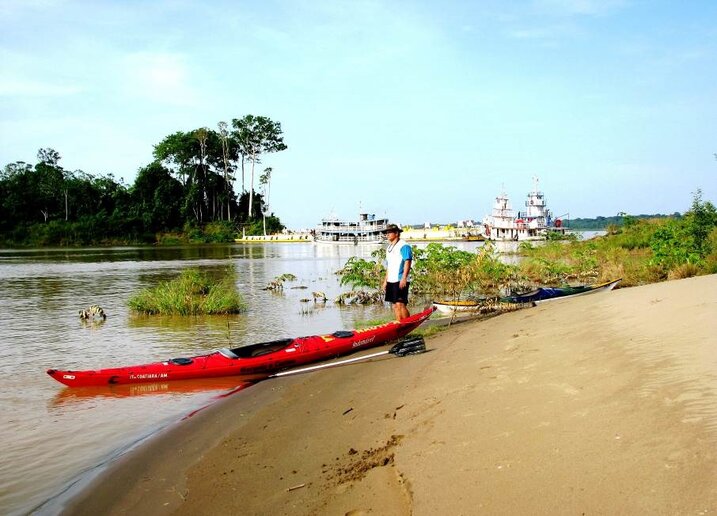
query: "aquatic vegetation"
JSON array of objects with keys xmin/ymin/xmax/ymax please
[
  {"xmin": 264, "ymin": 273, "xmax": 297, "ymax": 291},
  {"xmin": 128, "ymin": 267, "xmax": 246, "ymax": 315},
  {"xmin": 334, "ymin": 290, "xmax": 384, "ymax": 305},
  {"xmin": 337, "ymin": 253, "xmax": 385, "ymax": 290}
]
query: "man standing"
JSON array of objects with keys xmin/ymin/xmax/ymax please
[{"xmin": 382, "ymin": 224, "xmax": 412, "ymax": 321}]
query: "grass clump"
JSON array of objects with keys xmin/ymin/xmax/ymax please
[{"xmin": 128, "ymin": 267, "xmax": 247, "ymax": 315}]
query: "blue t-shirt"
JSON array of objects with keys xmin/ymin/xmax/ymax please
[{"xmin": 386, "ymin": 240, "xmax": 412, "ymax": 282}]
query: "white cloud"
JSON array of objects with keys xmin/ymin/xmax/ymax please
[
  {"xmin": 119, "ymin": 52, "xmax": 198, "ymax": 106},
  {"xmin": 533, "ymin": 0, "xmax": 627, "ymax": 17},
  {"xmin": 0, "ymin": 77, "xmax": 82, "ymax": 97},
  {"xmin": 506, "ymin": 24, "xmax": 580, "ymax": 41},
  {"xmin": 0, "ymin": 0, "xmax": 65, "ymax": 17}
]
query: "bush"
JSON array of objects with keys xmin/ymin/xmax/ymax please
[
  {"xmin": 203, "ymin": 221, "xmax": 237, "ymax": 243},
  {"xmin": 128, "ymin": 267, "xmax": 246, "ymax": 315},
  {"xmin": 337, "ymin": 255, "xmax": 385, "ymax": 290},
  {"xmin": 667, "ymin": 263, "xmax": 701, "ymax": 280}
]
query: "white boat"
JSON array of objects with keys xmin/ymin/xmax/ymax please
[
  {"xmin": 433, "ymin": 299, "xmax": 482, "ymax": 314},
  {"xmin": 482, "ymin": 178, "xmax": 566, "ymax": 241},
  {"xmin": 434, "ymin": 278, "xmax": 621, "ymax": 313},
  {"xmin": 313, "ymin": 212, "xmax": 388, "ymax": 244}
]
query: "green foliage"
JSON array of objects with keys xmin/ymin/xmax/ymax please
[
  {"xmin": 546, "ymin": 230, "xmax": 577, "ymax": 241},
  {"xmin": 705, "ymin": 227, "xmax": 717, "ymax": 274},
  {"xmin": 128, "ymin": 267, "xmax": 246, "ymax": 315},
  {"xmin": 130, "ymin": 161, "xmax": 183, "ymax": 232},
  {"xmin": 649, "ymin": 220, "xmax": 699, "ymax": 270},
  {"xmin": 565, "ymin": 213, "xmax": 682, "ymax": 230},
  {"xmin": 337, "ymin": 256, "xmax": 385, "ymax": 290},
  {"xmin": 335, "ymin": 243, "xmax": 517, "ymax": 303},
  {"xmin": 1, "ymin": 114, "xmax": 289, "ymax": 246},
  {"xmin": 202, "ymin": 221, "xmax": 239, "ymax": 243},
  {"xmin": 684, "ymin": 189, "xmax": 717, "ymax": 257},
  {"xmin": 649, "ymin": 190, "xmax": 717, "ymax": 273},
  {"xmin": 517, "ymin": 191, "xmax": 717, "ymax": 286},
  {"xmin": 231, "ymin": 115, "xmax": 287, "ymax": 219},
  {"xmin": 411, "ymin": 243, "xmax": 476, "ymax": 297},
  {"xmin": 469, "ymin": 243, "xmax": 517, "ymax": 296}
]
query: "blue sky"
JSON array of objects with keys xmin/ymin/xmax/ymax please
[{"xmin": 1, "ymin": 0, "xmax": 715, "ymax": 230}]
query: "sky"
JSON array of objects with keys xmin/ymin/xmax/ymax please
[{"xmin": 1, "ymin": 0, "xmax": 716, "ymax": 230}]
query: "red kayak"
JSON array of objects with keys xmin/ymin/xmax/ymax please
[{"xmin": 48, "ymin": 306, "xmax": 436, "ymax": 387}]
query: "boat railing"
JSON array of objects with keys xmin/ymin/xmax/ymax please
[
  {"xmin": 315, "ymin": 234, "xmax": 385, "ymax": 243},
  {"xmin": 318, "ymin": 221, "xmax": 389, "ymax": 232}
]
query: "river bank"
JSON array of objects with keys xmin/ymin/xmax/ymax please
[{"xmin": 62, "ymin": 274, "xmax": 717, "ymax": 515}]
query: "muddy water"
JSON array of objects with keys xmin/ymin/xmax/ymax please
[{"xmin": 0, "ymin": 243, "xmax": 409, "ymax": 515}]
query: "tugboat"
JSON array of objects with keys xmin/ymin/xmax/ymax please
[
  {"xmin": 482, "ymin": 178, "xmax": 565, "ymax": 241},
  {"xmin": 313, "ymin": 212, "xmax": 389, "ymax": 244}
]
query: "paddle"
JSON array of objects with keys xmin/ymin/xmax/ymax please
[{"xmin": 269, "ymin": 335, "xmax": 427, "ymax": 378}]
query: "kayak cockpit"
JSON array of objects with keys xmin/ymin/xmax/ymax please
[
  {"xmin": 218, "ymin": 330, "xmax": 358, "ymax": 360},
  {"xmin": 220, "ymin": 338, "xmax": 295, "ymax": 359}
]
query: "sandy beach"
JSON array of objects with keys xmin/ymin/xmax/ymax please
[{"xmin": 63, "ymin": 275, "xmax": 717, "ymax": 515}]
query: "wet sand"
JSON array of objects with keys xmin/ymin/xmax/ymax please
[{"xmin": 64, "ymin": 275, "xmax": 717, "ymax": 515}]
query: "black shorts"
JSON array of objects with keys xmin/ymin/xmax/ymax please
[{"xmin": 385, "ymin": 282, "xmax": 409, "ymax": 304}]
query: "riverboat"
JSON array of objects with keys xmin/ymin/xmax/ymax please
[
  {"xmin": 482, "ymin": 178, "xmax": 566, "ymax": 241},
  {"xmin": 313, "ymin": 212, "xmax": 389, "ymax": 244}
]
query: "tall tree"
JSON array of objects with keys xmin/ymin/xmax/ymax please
[
  {"xmin": 194, "ymin": 128, "xmax": 209, "ymax": 224},
  {"xmin": 217, "ymin": 121, "xmax": 235, "ymax": 220},
  {"xmin": 35, "ymin": 148, "xmax": 66, "ymax": 222},
  {"xmin": 231, "ymin": 115, "xmax": 287, "ymax": 218},
  {"xmin": 259, "ymin": 167, "xmax": 272, "ymax": 235},
  {"xmin": 153, "ymin": 131, "xmax": 198, "ymax": 187}
]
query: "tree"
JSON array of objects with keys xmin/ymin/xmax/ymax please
[
  {"xmin": 684, "ymin": 189, "xmax": 717, "ymax": 257},
  {"xmin": 131, "ymin": 161, "xmax": 183, "ymax": 231},
  {"xmin": 153, "ymin": 131, "xmax": 198, "ymax": 187},
  {"xmin": 217, "ymin": 121, "xmax": 236, "ymax": 220},
  {"xmin": 37, "ymin": 148, "xmax": 61, "ymax": 167},
  {"xmin": 34, "ymin": 148, "xmax": 66, "ymax": 222},
  {"xmin": 0, "ymin": 162, "xmax": 33, "ymax": 229},
  {"xmin": 231, "ymin": 115, "xmax": 287, "ymax": 218},
  {"xmin": 259, "ymin": 167, "xmax": 272, "ymax": 235}
]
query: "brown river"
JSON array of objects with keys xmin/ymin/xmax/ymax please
[{"xmin": 0, "ymin": 242, "xmax": 491, "ymax": 515}]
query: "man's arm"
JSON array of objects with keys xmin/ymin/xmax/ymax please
[{"xmin": 399, "ymin": 259, "xmax": 411, "ymax": 289}]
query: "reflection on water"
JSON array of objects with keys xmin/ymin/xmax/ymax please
[
  {"xmin": 51, "ymin": 378, "xmax": 255, "ymax": 407},
  {"xmin": 0, "ymin": 240, "xmax": 507, "ymax": 514}
]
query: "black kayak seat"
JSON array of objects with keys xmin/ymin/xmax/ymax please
[
  {"xmin": 169, "ymin": 357, "xmax": 193, "ymax": 365},
  {"xmin": 332, "ymin": 330, "xmax": 355, "ymax": 338}
]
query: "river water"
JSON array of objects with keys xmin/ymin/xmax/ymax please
[{"xmin": 1, "ymin": 241, "xmax": 496, "ymax": 515}]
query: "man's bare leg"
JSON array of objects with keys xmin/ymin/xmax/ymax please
[{"xmin": 393, "ymin": 302, "xmax": 410, "ymax": 321}]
